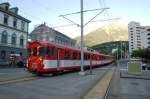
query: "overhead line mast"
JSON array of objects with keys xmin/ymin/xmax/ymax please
[{"xmin": 59, "ymin": 0, "xmax": 110, "ymax": 75}]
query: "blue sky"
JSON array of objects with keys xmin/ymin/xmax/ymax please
[{"xmin": 1, "ymin": 0, "xmax": 150, "ymax": 38}]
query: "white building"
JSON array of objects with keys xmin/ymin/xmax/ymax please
[
  {"xmin": 0, "ymin": 2, "xmax": 30, "ymax": 65},
  {"xmin": 128, "ymin": 21, "xmax": 150, "ymax": 54}
]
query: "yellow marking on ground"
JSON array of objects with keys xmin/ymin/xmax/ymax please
[
  {"xmin": 82, "ymin": 68, "xmax": 114, "ymax": 99},
  {"xmin": 0, "ymin": 77, "xmax": 39, "ymax": 85}
]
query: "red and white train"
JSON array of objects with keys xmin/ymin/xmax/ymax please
[{"xmin": 27, "ymin": 42, "xmax": 113, "ymax": 74}]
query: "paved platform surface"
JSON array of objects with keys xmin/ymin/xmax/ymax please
[
  {"xmin": 106, "ymin": 59, "xmax": 150, "ymax": 99},
  {"xmin": 0, "ymin": 65, "xmax": 114, "ymax": 99}
]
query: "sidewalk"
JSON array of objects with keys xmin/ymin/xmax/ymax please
[{"xmin": 107, "ymin": 60, "xmax": 150, "ymax": 99}]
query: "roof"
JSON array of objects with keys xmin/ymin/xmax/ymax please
[
  {"xmin": 0, "ymin": 2, "xmax": 31, "ymax": 23},
  {"xmin": 30, "ymin": 23, "xmax": 73, "ymax": 40}
]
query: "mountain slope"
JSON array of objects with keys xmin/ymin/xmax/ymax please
[{"xmin": 75, "ymin": 23, "xmax": 128, "ymax": 47}]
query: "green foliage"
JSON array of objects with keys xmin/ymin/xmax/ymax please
[
  {"xmin": 131, "ymin": 48, "xmax": 150, "ymax": 59},
  {"xmin": 91, "ymin": 41, "xmax": 129, "ymax": 60}
]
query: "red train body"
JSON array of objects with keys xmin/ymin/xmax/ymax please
[{"xmin": 27, "ymin": 42, "xmax": 113, "ymax": 74}]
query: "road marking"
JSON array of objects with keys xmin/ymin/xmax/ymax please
[{"xmin": 0, "ymin": 76, "xmax": 39, "ymax": 85}]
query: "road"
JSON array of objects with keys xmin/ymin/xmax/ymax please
[{"xmin": 0, "ymin": 64, "xmax": 114, "ymax": 99}]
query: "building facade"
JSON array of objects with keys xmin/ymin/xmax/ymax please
[
  {"xmin": 30, "ymin": 23, "xmax": 75, "ymax": 47},
  {"xmin": 128, "ymin": 21, "xmax": 150, "ymax": 54},
  {"xmin": 0, "ymin": 2, "xmax": 30, "ymax": 65}
]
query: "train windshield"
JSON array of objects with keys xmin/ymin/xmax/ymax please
[
  {"xmin": 33, "ymin": 48, "xmax": 37, "ymax": 56},
  {"xmin": 39, "ymin": 47, "xmax": 50, "ymax": 56}
]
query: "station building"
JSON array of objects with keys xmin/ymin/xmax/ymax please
[
  {"xmin": 0, "ymin": 2, "xmax": 30, "ymax": 66},
  {"xmin": 30, "ymin": 23, "xmax": 75, "ymax": 47}
]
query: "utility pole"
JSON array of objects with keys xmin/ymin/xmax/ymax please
[
  {"xmin": 121, "ymin": 41, "xmax": 122, "ymax": 60},
  {"xmin": 79, "ymin": 0, "xmax": 85, "ymax": 75},
  {"xmin": 59, "ymin": 1, "xmax": 110, "ymax": 75}
]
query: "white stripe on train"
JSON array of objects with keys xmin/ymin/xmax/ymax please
[{"xmin": 43, "ymin": 60, "xmax": 111, "ymax": 69}]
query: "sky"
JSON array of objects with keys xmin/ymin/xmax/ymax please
[{"xmin": 1, "ymin": 0, "xmax": 150, "ymax": 38}]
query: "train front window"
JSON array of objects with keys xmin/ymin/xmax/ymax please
[
  {"xmin": 33, "ymin": 48, "xmax": 37, "ymax": 56},
  {"xmin": 39, "ymin": 47, "xmax": 50, "ymax": 56}
]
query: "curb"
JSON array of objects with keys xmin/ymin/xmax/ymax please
[{"xmin": 82, "ymin": 67, "xmax": 115, "ymax": 99}]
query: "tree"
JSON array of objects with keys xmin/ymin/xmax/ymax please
[{"xmin": 131, "ymin": 48, "xmax": 150, "ymax": 59}]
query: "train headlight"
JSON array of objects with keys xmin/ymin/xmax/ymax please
[{"xmin": 32, "ymin": 63, "xmax": 37, "ymax": 71}]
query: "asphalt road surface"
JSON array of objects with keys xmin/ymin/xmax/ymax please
[{"xmin": 0, "ymin": 64, "xmax": 114, "ymax": 99}]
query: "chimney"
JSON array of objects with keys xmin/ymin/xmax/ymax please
[
  {"xmin": 0, "ymin": 2, "xmax": 10, "ymax": 10},
  {"xmin": 9, "ymin": 7, "xmax": 18, "ymax": 14}
]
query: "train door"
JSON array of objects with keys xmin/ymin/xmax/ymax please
[{"xmin": 57, "ymin": 48, "xmax": 61, "ymax": 68}]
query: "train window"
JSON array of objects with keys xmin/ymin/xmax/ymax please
[
  {"xmin": 73, "ymin": 52, "xmax": 78, "ymax": 59},
  {"xmin": 50, "ymin": 47, "xmax": 55, "ymax": 56},
  {"xmin": 39, "ymin": 47, "xmax": 45, "ymax": 56},
  {"xmin": 27, "ymin": 48, "xmax": 31, "ymax": 56},
  {"xmin": 65, "ymin": 51, "xmax": 71, "ymax": 59},
  {"xmin": 33, "ymin": 48, "xmax": 37, "ymax": 56},
  {"xmin": 78, "ymin": 53, "xmax": 81, "ymax": 59},
  {"xmin": 87, "ymin": 54, "xmax": 90, "ymax": 60},
  {"xmin": 84, "ymin": 53, "xmax": 87, "ymax": 60},
  {"xmin": 45, "ymin": 47, "xmax": 50, "ymax": 56}
]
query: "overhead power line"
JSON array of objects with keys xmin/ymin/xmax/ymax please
[
  {"xmin": 52, "ymin": 18, "xmax": 121, "ymax": 28},
  {"xmin": 59, "ymin": 8, "xmax": 109, "ymax": 17},
  {"xmin": 59, "ymin": 7, "xmax": 109, "ymax": 27}
]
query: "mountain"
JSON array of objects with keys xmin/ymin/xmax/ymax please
[{"xmin": 74, "ymin": 23, "xmax": 128, "ymax": 47}]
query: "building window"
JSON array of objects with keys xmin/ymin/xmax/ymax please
[
  {"xmin": 20, "ymin": 35, "xmax": 24, "ymax": 47},
  {"xmin": 0, "ymin": 50, "xmax": 6, "ymax": 60},
  {"xmin": 1, "ymin": 31, "xmax": 7, "ymax": 44},
  {"xmin": 147, "ymin": 29, "xmax": 150, "ymax": 31},
  {"xmin": 13, "ymin": 18, "xmax": 17, "ymax": 28},
  {"xmin": 130, "ymin": 28, "xmax": 133, "ymax": 30},
  {"xmin": 5, "ymin": 5, "xmax": 9, "ymax": 10},
  {"xmin": 21, "ymin": 21, "xmax": 25, "ymax": 31},
  {"xmin": 11, "ymin": 33, "xmax": 16, "ymax": 45},
  {"xmin": 3, "ymin": 14, "xmax": 9, "ymax": 25},
  {"xmin": 148, "ymin": 33, "xmax": 150, "ymax": 35}
]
